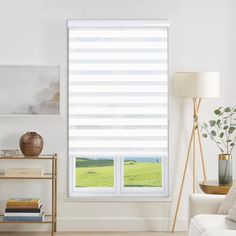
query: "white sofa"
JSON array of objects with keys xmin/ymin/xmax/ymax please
[{"xmin": 188, "ymin": 194, "xmax": 236, "ymax": 236}]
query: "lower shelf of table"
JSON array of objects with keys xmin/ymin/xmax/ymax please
[{"xmin": 0, "ymin": 215, "xmax": 56, "ymax": 223}]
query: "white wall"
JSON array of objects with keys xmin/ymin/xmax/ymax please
[{"xmin": 0, "ymin": 0, "xmax": 235, "ymax": 232}]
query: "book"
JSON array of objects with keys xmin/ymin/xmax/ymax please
[
  {"xmin": 3, "ymin": 216, "xmax": 44, "ymax": 222},
  {"xmin": 7, "ymin": 198, "xmax": 40, "ymax": 203},
  {"xmin": 4, "ymin": 211, "xmax": 44, "ymax": 217},
  {"xmin": 6, "ymin": 198, "xmax": 42, "ymax": 209},
  {"xmin": 5, "ymin": 206, "xmax": 43, "ymax": 213},
  {"xmin": 6, "ymin": 203, "xmax": 42, "ymax": 209}
]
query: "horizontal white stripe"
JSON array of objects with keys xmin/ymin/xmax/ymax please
[
  {"xmin": 70, "ymin": 48, "xmax": 167, "ymax": 54},
  {"xmin": 69, "ymin": 129, "xmax": 168, "ymax": 137},
  {"xmin": 69, "ymin": 140, "xmax": 167, "ymax": 148},
  {"xmin": 69, "ymin": 96, "xmax": 167, "ymax": 103},
  {"xmin": 69, "ymin": 125, "xmax": 166, "ymax": 130},
  {"xmin": 69, "ymin": 114, "xmax": 167, "ymax": 119},
  {"xmin": 69, "ymin": 93, "xmax": 167, "ymax": 97},
  {"xmin": 69, "ymin": 59, "xmax": 167, "ymax": 64},
  {"xmin": 69, "ymin": 85, "xmax": 167, "ymax": 93},
  {"xmin": 69, "ymin": 63, "xmax": 167, "ymax": 71},
  {"xmin": 69, "ymin": 151, "xmax": 167, "ymax": 158},
  {"xmin": 69, "ymin": 136, "xmax": 167, "ymax": 141},
  {"xmin": 69, "ymin": 29, "xmax": 167, "ymax": 38},
  {"xmin": 69, "ymin": 52, "xmax": 167, "ymax": 60},
  {"xmin": 69, "ymin": 107, "xmax": 167, "ymax": 115},
  {"xmin": 69, "ymin": 118, "xmax": 168, "ymax": 126},
  {"xmin": 69, "ymin": 103, "xmax": 167, "ymax": 107},
  {"xmin": 69, "ymin": 41, "xmax": 167, "ymax": 49},
  {"xmin": 69, "ymin": 74, "xmax": 167, "ymax": 82},
  {"xmin": 69, "ymin": 81, "xmax": 167, "ymax": 86},
  {"xmin": 70, "ymin": 147, "xmax": 167, "ymax": 152},
  {"xmin": 70, "ymin": 37, "xmax": 167, "ymax": 42}
]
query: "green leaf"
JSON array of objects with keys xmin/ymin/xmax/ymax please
[
  {"xmin": 214, "ymin": 109, "xmax": 221, "ymax": 115},
  {"xmin": 223, "ymin": 126, "xmax": 229, "ymax": 130},
  {"xmin": 202, "ymin": 134, "xmax": 208, "ymax": 138},
  {"xmin": 209, "ymin": 120, "xmax": 216, "ymax": 127},
  {"xmin": 220, "ymin": 132, "xmax": 224, "ymax": 138},
  {"xmin": 229, "ymin": 127, "xmax": 236, "ymax": 134},
  {"xmin": 224, "ymin": 107, "xmax": 231, "ymax": 112},
  {"xmin": 203, "ymin": 123, "xmax": 208, "ymax": 128},
  {"xmin": 230, "ymin": 143, "xmax": 235, "ymax": 146},
  {"xmin": 211, "ymin": 130, "xmax": 216, "ymax": 136},
  {"xmin": 226, "ymin": 140, "xmax": 232, "ymax": 142}
]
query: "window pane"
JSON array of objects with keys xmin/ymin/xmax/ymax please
[
  {"xmin": 124, "ymin": 157, "xmax": 162, "ymax": 187},
  {"xmin": 75, "ymin": 157, "xmax": 114, "ymax": 187}
]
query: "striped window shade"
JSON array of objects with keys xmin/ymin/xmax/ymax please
[{"xmin": 68, "ymin": 20, "xmax": 169, "ymax": 159}]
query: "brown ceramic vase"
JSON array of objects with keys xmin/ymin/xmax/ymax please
[{"xmin": 19, "ymin": 132, "xmax": 44, "ymax": 156}]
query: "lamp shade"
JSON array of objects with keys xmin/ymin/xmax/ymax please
[{"xmin": 175, "ymin": 72, "xmax": 220, "ymax": 98}]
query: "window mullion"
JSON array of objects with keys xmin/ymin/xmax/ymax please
[{"xmin": 116, "ymin": 157, "xmax": 121, "ymax": 194}]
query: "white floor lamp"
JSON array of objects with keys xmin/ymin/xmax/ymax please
[{"xmin": 171, "ymin": 72, "xmax": 220, "ymax": 232}]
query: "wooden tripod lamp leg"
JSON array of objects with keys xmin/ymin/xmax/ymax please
[
  {"xmin": 196, "ymin": 98, "xmax": 207, "ymax": 181},
  {"xmin": 171, "ymin": 126, "xmax": 194, "ymax": 232},
  {"xmin": 172, "ymin": 98, "xmax": 207, "ymax": 232},
  {"xmin": 196, "ymin": 125, "xmax": 207, "ymax": 181},
  {"xmin": 193, "ymin": 98, "xmax": 197, "ymax": 193}
]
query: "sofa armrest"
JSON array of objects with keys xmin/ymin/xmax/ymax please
[{"xmin": 189, "ymin": 194, "xmax": 225, "ymax": 221}]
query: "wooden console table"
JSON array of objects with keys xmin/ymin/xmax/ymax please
[{"xmin": 0, "ymin": 154, "xmax": 57, "ymax": 236}]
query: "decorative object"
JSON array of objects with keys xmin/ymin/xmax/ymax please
[
  {"xmin": 218, "ymin": 154, "xmax": 233, "ymax": 185},
  {"xmin": 0, "ymin": 154, "xmax": 57, "ymax": 235},
  {"xmin": 217, "ymin": 183, "xmax": 236, "ymax": 215},
  {"xmin": 199, "ymin": 180, "xmax": 232, "ymax": 195},
  {"xmin": 0, "ymin": 65, "xmax": 60, "ymax": 116},
  {"xmin": 201, "ymin": 106, "xmax": 236, "ymax": 185},
  {"xmin": 19, "ymin": 132, "xmax": 44, "ymax": 156},
  {"xmin": 1, "ymin": 149, "xmax": 19, "ymax": 157},
  {"xmin": 172, "ymin": 72, "xmax": 220, "ymax": 232}
]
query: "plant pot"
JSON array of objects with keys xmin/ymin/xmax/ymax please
[
  {"xmin": 218, "ymin": 154, "xmax": 233, "ymax": 186},
  {"xmin": 19, "ymin": 132, "xmax": 44, "ymax": 156}
]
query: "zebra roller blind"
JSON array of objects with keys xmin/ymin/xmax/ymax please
[{"xmin": 68, "ymin": 20, "xmax": 169, "ymax": 158}]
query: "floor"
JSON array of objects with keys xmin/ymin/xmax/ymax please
[{"xmin": 0, "ymin": 232, "xmax": 186, "ymax": 236}]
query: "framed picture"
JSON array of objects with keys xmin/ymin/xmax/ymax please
[{"xmin": 0, "ymin": 65, "xmax": 60, "ymax": 116}]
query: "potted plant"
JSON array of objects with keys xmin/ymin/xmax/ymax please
[{"xmin": 202, "ymin": 106, "xmax": 236, "ymax": 185}]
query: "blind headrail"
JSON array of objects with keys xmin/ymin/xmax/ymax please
[{"xmin": 68, "ymin": 20, "xmax": 170, "ymax": 28}]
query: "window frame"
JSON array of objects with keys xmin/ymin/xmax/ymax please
[{"xmin": 67, "ymin": 20, "xmax": 170, "ymax": 199}]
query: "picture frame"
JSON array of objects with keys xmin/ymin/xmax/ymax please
[{"xmin": 0, "ymin": 65, "xmax": 61, "ymax": 116}]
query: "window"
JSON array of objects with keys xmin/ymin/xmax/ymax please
[{"xmin": 68, "ymin": 20, "xmax": 169, "ymax": 197}]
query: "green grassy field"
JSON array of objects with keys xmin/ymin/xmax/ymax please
[{"xmin": 75, "ymin": 158, "xmax": 162, "ymax": 187}]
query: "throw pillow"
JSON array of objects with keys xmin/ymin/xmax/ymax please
[
  {"xmin": 217, "ymin": 183, "xmax": 236, "ymax": 214},
  {"xmin": 226, "ymin": 202, "xmax": 236, "ymax": 222}
]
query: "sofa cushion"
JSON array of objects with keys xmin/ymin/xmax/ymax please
[
  {"xmin": 203, "ymin": 230, "xmax": 236, "ymax": 236},
  {"xmin": 189, "ymin": 214, "xmax": 236, "ymax": 236},
  {"xmin": 218, "ymin": 183, "xmax": 236, "ymax": 214},
  {"xmin": 226, "ymin": 201, "xmax": 236, "ymax": 223}
]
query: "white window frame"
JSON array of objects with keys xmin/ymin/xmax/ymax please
[{"xmin": 68, "ymin": 20, "xmax": 169, "ymax": 199}]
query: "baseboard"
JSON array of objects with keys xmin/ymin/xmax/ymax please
[
  {"xmin": 57, "ymin": 217, "xmax": 187, "ymax": 232},
  {"xmin": 0, "ymin": 217, "xmax": 187, "ymax": 232}
]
